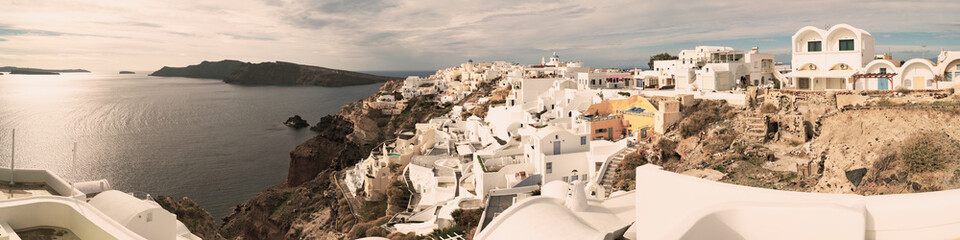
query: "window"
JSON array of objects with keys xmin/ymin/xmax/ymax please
[
  {"xmin": 879, "ymin": 68, "xmax": 886, "ymax": 74},
  {"xmin": 562, "ymin": 176, "xmax": 569, "ymax": 182},
  {"xmin": 839, "ymin": 39, "xmax": 854, "ymax": 51},
  {"xmin": 808, "ymin": 41, "xmax": 822, "ymax": 52},
  {"xmin": 580, "ymin": 136, "xmax": 586, "ymax": 145},
  {"xmin": 571, "ymin": 174, "xmax": 579, "ymax": 181},
  {"xmin": 546, "ymin": 162, "xmax": 552, "ymax": 174}
]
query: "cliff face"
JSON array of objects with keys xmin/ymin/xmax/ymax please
[
  {"xmin": 149, "ymin": 60, "xmax": 246, "ymax": 79},
  {"xmin": 155, "ymin": 196, "xmax": 224, "ymax": 240},
  {"xmin": 217, "ymin": 79, "xmax": 464, "ymax": 239},
  {"xmin": 224, "ymin": 61, "xmax": 397, "ymax": 87}
]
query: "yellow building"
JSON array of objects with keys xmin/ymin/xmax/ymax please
[{"xmin": 583, "ymin": 95, "xmax": 659, "ymax": 140}]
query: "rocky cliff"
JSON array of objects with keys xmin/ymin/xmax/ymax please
[
  {"xmin": 155, "ymin": 196, "xmax": 224, "ymax": 240},
  {"xmin": 216, "ymin": 78, "xmax": 464, "ymax": 239},
  {"xmin": 224, "ymin": 61, "xmax": 397, "ymax": 87},
  {"xmin": 149, "ymin": 60, "xmax": 246, "ymax": 79}
]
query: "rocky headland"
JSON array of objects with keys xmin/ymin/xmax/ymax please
[
  {"xmin": 149, "ymin": 60, "xmax": 398, "ymax": 87},
  {"xmin": 149, "ymin": 60, "xmax": 246, "ymax": 79},
  {"xmin": 224, "ymin": 61, "xmax": 397, "ymax": 87},
  {"xmin": 0, "ymin": 66, "xmax": 90, "ymax": 73},
  {"xmin": 10, "ymin": 70, "xmax": 59, "ymax": 75}
]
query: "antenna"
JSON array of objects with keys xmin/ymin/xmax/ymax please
[
  {"xmin": 9, "ymin": 129, "xmax": 14, "ymax": 185},
  {"xmin": 922, "ymin": 45, "xmax": 927, "ymax": 59},
  {"xmin": 8, "ymin": 129, "xmax": 14, "ymax": 198},
  {"xmin": 72, "ymin": 142, "xmax": 77, "ymax": 197}
]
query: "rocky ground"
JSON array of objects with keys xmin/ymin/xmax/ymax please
[{"xmin": 613, "ymin": 89, "xmax": 960, "ymax": 196}]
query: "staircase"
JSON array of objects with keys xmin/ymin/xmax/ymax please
[
  {"xmin": 744, "ymin": 113, "xmax": 767, "ymax": 143},
  {"xmin": 599, "ymin": 145, "xmax": 638, "ymax": 197}
]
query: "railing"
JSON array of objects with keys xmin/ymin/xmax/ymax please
[
  {"xmin": 579, "ymin": 114, "xmax": 619, "ymax": 122},
  {"xmin": 595, "ymin": 145, "xmax": 636, "ymax": 195},
  {"xmin": 128, "ymin": 191, "xmax": 154, "ymax": 201},
  {"xmin": 331, "ymin": 170, "xmax": 362, "ymax": 221}
]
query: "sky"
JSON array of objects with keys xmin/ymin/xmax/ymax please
[{"xmin": 1, "ymin": 0, "xmax": 959, "ymax": 71}]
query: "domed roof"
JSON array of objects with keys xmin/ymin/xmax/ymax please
[
  {"xmin": 552, "ymin": 52, "xmax": 560, "ymax": 58},
  {"xmin": 468, "ymin": 59, "xmax": 473, "ymax": 63}
]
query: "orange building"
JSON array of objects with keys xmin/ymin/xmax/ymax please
[{"xmin": 582, "ymin": 95, "xmax": 658, "ymax": 141}]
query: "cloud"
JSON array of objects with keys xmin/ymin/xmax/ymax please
[{"xmin": 1, "ymin": 0, "xmax": 959, "ymax": 71}]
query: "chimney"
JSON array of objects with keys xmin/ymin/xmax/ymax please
[{"xmin": 566, "ymin": 180, "xmax": 588, "ymax": 211}]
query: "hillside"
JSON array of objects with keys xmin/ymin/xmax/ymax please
[
  {"xmin": 150, "ymin": 60, "xmax": 397, "ymax": 87},
  {"xmin": 149, "ymin": 60, "xmax": 246, "ymax": 79},
  {"xmin": 224, "ymin": 61, "xmax": 397, "ymax": 87}
]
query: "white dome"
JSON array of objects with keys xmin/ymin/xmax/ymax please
[{"xmin": 541, "ymin": 181, "xmax": 570, "ymax": 202}]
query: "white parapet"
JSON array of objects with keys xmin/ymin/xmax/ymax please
[{"xmin": 635, "ymin": 164, "xmax": 960, "ymax": 240}]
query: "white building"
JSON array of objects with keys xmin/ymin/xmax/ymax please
[
  {"xmin": 652, "ymin": 46, "xmax": 776, "ymax": 91},
  {"xmin": 784, "ymin": 24, "xmax": 875, "ymax": 90},
  {"xmin": 784, "ymin": 23, "xmax": 959, "ymax": 90}
]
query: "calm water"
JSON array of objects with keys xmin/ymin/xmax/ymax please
[
  {"xmin": 0, "ymin": 73, "xmax": 382, "ymax": 220},
  {"xmin": 360, "ymin": 70, "xmax": 435, "ymax": 78}
]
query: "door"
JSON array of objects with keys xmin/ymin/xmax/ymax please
[
  {"xmin": 878, "ymin": 78, "xmax": 889, "ymax": 90},
  {"xmin": 607, "ymin": 128, "xmax": 613, "ymax": 140},
  {"xmin": 798, "ymin": 78, "xmax": 810, "ymax": 89},
  {"xmin": 914, "ymin": 76, "xmax": 924, "ymax": 89},
  {"xmin": 553, "ymin": 141, "xmax": 561, "ymax": 155}
]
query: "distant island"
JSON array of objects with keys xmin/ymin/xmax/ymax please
[
  {"xmin": 149, "ymin": 60, "xmax": 398, "ymax": 87},
  {"xmin": 10, "ymin": 70, "xmax": 59, "ymax": 75},
  {"xmin": 119, "ymin": 71, "xmax": 136, "ymax": 74},
  {"xmin": 0, "ymin": 66, "xmax": 90, "ymax": 73},
  {"xmin": 150, "ymin": 60, "xmax": 246, "ymax": 79}
]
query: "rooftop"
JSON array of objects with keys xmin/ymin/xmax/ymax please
[{"xmin": 0, "ymin": 182, "xmax": 57, "ymax": 200}]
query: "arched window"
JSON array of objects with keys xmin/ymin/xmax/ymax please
[{"xmin": 571, "ymin": 170, "xmax": 579, "ymax": 181}]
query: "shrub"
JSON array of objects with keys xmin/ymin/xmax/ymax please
[
  {"xmin": 901, "ymin": 131, "xmax": 960, "ymax": 174},
  {"xmin": 617, "ymin": 91, "xmax": 631, "ymax": 97},
  {"xmin": 365, "ymin": 226, "xmax": 389, "ymax": 237},
  {"xmin": 347, "ymin": 222, "xmax": 376, "ymax": 239},
  {"xmin": 360, "ymin": 200, "xmax": 388, "ymax": 221},
  {"xmin": 451, "ymin": 208, "xmax": 484, "ymax": 229},
  {"xmin": 760, "ymin": 103, "xmax": 778, "ymax": 113},
  {"xmin": 656, "ymin": 139, "xmax": 681, "ymax": 163},
  {"xmin": 896, "ymin": 86, "xmax": 910, "ymax": 95},
  {"xmin": 679, "ymin": 100, "xmax": 735, "ymax": 138},
  {"xmin": 611, "ymin": 150, "xmax": 648, "ymax": 190}
]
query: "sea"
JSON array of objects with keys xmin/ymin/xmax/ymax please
[{"xmin": 0, "ymin": 70, "xmax": 431, "ymax": 220}]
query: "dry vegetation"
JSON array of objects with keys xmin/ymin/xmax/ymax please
[{"xmin": 678, "ymin": 99, "xmax": 737, "ymax": 138}]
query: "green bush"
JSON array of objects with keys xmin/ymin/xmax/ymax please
[
  {"xmin": 901, "ymin": 132, "xmax": 960, "ymax": 174},
  {"xmin": 617, "ymin": 91, "xmax": 631, "ymax": 97}
]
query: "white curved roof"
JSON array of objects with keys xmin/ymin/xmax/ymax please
[
  {"xmin": 541, "ymin": 180, "xmax": 569, "ymax": 201},
  {"xmin": 635, "ymin": 164, "xmax": 960, "ymax": 239},
  {"xmin": 88, "ymin": 190, "xmax": 162, "ymax": 225},
  {"xmin": 475, "ymin": 197, "xmax": 611, "ymax": 240}
]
